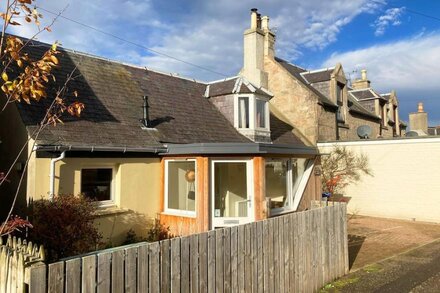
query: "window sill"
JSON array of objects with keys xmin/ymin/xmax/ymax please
[
  {"xmin": 94, "ymin": 206, "xmax": 131, "ymax": 217},
  {"xmin": 161, "ymin": 211, "xmax": 197, "ymax": 219}
]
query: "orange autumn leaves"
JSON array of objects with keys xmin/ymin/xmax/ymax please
[{"xmin": 1, "ymin": 0, "xmax": 85, "ymax": 126}]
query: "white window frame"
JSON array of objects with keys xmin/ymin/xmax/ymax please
[
  {"xmin": 211, "ymin": 158, "xmax": 254, "ymax": 228},
  {"xmin": 266, "ymin": 158, "xmax": 314, "ymax": 216},
  {"xmin": 164, "ymin": 159, "xmax": 197, "ymax": 218},
  {"xmin": 80, "ymin": 165, "xmax": 116, "ymax": 207},
  {"xmin": 255, "ymin": 97, "xmax": 270, "ymax": 131},
  {"xmin": 233, "ymin": 94, "xmax": 270, "ymax": 131}
]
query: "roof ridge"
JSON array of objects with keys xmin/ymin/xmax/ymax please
[
  {"xmin": 300, "ymin": 67, "xmax": 335, "ymax": 75},
  {"xmin": 274, "ymin": 57, "xmax": 307, "ymax": 71}
]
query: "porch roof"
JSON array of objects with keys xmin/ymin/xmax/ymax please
[{"xmin": 163, "ymin": 143, "xmax": 318, "ymax": 156}]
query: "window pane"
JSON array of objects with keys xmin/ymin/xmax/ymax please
[
  {"xmin": 81, "ymin": 169, "xmax": 112, "ymax": 201},
  {"xmin": 336, "ymin": 82, "xmax": 344, "ymax": 104},
  {"xmin": 291, "ymin": 158, "xmax": 309, "ymax": 197},
  {"xmin": 214, "ymin": 162, "xmax": 248, "ymax": 217},
  {"xmin": 256, "ymin": 100, "xmax": 266, "ymax": 128},
  {"xmin": 167, "ymin": 161, "xmax": 196, "ymax": 212},
  {"xmin": 265, "ymin": 159, "xmax": 288, "ymax": 210},
  {"xmin": 238, "ymin": 97, "xmax": 249, "ymax": 128}
]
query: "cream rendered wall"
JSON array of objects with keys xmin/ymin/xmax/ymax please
[
  {"xmin": 28, "ymin": 156, "xmax": 161, "ymax": 245},
  {"xmin": 318, "ymin": 138, "xmax": 440, "ymax": 223}
]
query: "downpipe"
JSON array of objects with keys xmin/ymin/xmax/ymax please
[{"xmin": 49, "ymin": 151, "xmax": 65, "ymax": 200}]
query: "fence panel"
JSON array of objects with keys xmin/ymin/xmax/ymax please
[{"xmin": 20, "ymin": 202, "xmax": 348, "ymax": 293}]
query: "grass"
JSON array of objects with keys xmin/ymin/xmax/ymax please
[
  {"xmin": 320, "ymin": 277, "xmax": 360, "ymax": 292},
  {"xmin": 363, "ymin": 263, "xmax": 383, "ymax": 273}
]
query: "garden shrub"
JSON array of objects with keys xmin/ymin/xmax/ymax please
[{"xmin": 27, "ymin": 194, "xmax": 102, "ymax": 262}]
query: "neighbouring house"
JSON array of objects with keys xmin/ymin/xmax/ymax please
[
  {"xmin": 240, "ymin": 9, "xmax": 406, "ymax": 143},
  {"xmin": 409, "ymin": 102, "xmax": 429, "ymax": 135},
  {"xmin": 0, "ymin": 36, "xmax": 322, "ymax": 245}
]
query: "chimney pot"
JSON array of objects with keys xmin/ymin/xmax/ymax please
[
  {"xmin": 361, "ymin": 69, "xmax": 367, "ymax": 81},
  {"xmin": 250, "ymin": 8, "xmax": 258, "ymax": 29},
  {"xmin": 418, "ymin": 102, "xmax": 424, "ymax": 113},
  {"xmin": 261, "ymin": 16, "xmax": 269, "ymax": 30}
]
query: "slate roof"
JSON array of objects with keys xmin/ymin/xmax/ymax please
[
  {"xmin": 347, "ymin": 94, "xmax": 380, "ymax": 120},
  {"xmin": 206, "ymin": 76, "xmax": 272, "ymax": 98},
  {"xmin": 349, "ymin": 88, "xmax": 386, "ymax": 101},
  {"xmin": 11, "ymin": 37, "xmax": 308, "ymax": 151},
  {"xmin": 301, "ymin": 69, "xmax": 334, "ymax": 83},
  {"xmin": 275, "ymin": 57, "xmax": 337, "ymax": 108}
]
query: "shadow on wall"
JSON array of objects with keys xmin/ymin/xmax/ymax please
[{"xmin": 94, "ymin": 211, "xmax": 155, "ymax": 247}]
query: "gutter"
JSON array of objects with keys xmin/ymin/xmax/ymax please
[
  {"xmin": 35, "ymin": 145, "xmax": 167, "ymax": 153},
  {"xmin": 49, "ymin": 151, "xmax": 65, "ymax": 200}
]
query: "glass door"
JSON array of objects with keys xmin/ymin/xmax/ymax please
[{"xmin": 211, "ymin": 160, "xmax": 254, "ymax": 228}]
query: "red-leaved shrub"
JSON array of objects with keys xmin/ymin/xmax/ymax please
[{"xmin": 28, "ymin": 194, "xmax": 102, "ymax": 262}]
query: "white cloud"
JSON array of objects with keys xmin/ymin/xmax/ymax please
[
  {"xmin": 8, "ymin": 0, "xmax": 387, "ymax": 81},
  {"xmin": 323, "ymin": 33, "xmax": 440, "ymax": 123},
  {"xmin": 373, "ymin": 7, "xmax": 405, "ymax": 36}
]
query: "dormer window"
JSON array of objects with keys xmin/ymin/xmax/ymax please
[{"xmin": 234, "ymin": 94, "xmax": 271, "ymax": 142}]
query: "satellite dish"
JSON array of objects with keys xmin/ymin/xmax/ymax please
[
  {"xmin": 357, "ymin": 125, "xmax": 372, "ymax": 139},
  {"xmin": 405, "ymin": 131, "xmax": 419, "ymax": 137}
]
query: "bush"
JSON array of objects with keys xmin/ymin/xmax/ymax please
[
  {"xmin": 28, "ymin": 194, "xmax": 102, "ymax": 262},
  {"xmin": 146, "ymin": 218, "xmax": 175, "ymax": 242}
]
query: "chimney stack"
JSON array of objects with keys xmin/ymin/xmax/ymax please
[
  {"xmin": 361, "ymin": 69, "xmax": 367, "ymax": 81},
  {"xmin": 351, "ymin": 68, "xmax": 371, "ymax": 90},
  {"xmin": 242, "ymin": 8, "xmax": 268, "ymax": 88},
  {"xmin": 409, "ymin": 102, "xmax": 428, "ymax": 134}
]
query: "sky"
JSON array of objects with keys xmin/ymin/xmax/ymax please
[{"xmin": 8, "ymin": 0, "xmax": 440, "ymax": 125}]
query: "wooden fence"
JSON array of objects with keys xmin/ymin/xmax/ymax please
[
  {"xmin": 0, "ymin": 235, "xmax": 45, "ymax": 293},
  {"xmin": 28, "ymin": 202, "xmax": 348, "ymax": 292}
]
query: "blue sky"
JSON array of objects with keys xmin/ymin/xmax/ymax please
[{"xmin": 10, "ymin": 0, "xmax": 440, "ymax": 125}]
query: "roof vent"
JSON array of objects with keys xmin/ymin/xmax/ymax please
[
  {"xmin": 357, "ymin": 125, "xmax": 372, "ymax": 139},
  {"xmin": 141, "ymin": 95, "xmax": 150, "ymax": 128}
]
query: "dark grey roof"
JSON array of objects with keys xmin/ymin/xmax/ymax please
[
  {"xmin": 301, "ymin": 69, "xmax": 333, "ymax": 83},
  {"xmin": 207, "ymin": 76, "xmax": 271, "ymax": 98},
  {"xmin": 275, "ymin": 57, "xmax": 337, "ymax": 109},
  {"xmin": 11, "ymin": 37, "xmax": 308, "ymax": 152},
  {"xmin": 381, "ymin": 93, "xmax": 391, "ymax": 101},
  {"xmin": 350, "ymin": 88, "xmax": 386, "ymax": 101},
  {"xmin": 347, "ymin": 94, "xmax": 380, "ymax": 120}
]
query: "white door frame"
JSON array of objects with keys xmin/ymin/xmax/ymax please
[{"xmin": 211, "ymin": 159, "xmax": 254, "ymax": 228}]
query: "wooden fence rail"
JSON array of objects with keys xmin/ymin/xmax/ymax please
[
  {"xmin": 28, "ymin": 202, "xmax": 348, "ymax": 293},
  {"xmin": 0, "ymin": 235, "xmax": 45, "ymax": 293}
]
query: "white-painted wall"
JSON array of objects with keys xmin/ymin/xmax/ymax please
[{"xmin": 318, "ymin": 137, "xmax": 440, "ymax": 223}]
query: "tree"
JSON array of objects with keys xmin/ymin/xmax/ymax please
[
  {"xmin": 0, "ymin": 0, "xmax": 84, "ymax": 236},
  {"xmin": 321, "ymin": 146, "xmax": 372, "ymax": 197}
]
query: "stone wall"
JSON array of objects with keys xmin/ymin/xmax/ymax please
[
  {"xmin": 264, "ymin": 57, "xmax": 320, "ymax": 143},
  {"xmin": 312, "ymin": 81, "xmax": 330, "ymax": 99},
  {"xmin": 344, "ymin": 111, "xmax": 381, "ymax": 140},
  {"xmin": 209, "ymin": 94, "xmax": 235, "ymax": 125},
  {"xmin": 318, "ymin": 106, "xmax": 337, "ymax": 141}
]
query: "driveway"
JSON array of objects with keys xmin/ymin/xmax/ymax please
[
  {"xmin": 321, "ymin": 215, "xmax": 440, "ymax": 292},
  {"xmin": 347, "ymin": 215, "xmax": 440, "ymax": 271}
]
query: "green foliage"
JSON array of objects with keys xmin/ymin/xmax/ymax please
[
  {"xmin": 27, "ymin": 194, "xmax": 102, "ymax": 262},
  {"xmin": 122, "ymin": 219, "xmax": 175, "ymax": 246},
  {"xmin": 146, "ymin": 218, "xmax": 175, "ymax": 242},
  {"xmin": 321, "ymin": 146, "xmax": 372, "ymax": 195}
]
